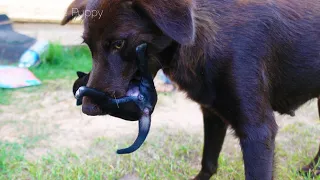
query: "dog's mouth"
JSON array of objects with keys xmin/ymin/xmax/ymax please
[{"xmin": 80, "ymin": 73, "xmax": 142, "ymax": 118}]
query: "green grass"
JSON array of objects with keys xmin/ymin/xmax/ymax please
[
  {"xmin": 0, "ymin": 42, "xmax": 92, "ymax": 105},
  {"xmin": 0, "ymin": 142, "xmax": 25, "ymax": 179},
  {"xmin": 31, "ymin": 43, "xmax": 92, "ymax": 80},
  {"xmin": 0, "ymin": 129, "xmax": 319, "ymax": 180},
  {"xmin": 0, "ymin": 130, "xmax": 220, "ymax": 180},
  {"xmin": 0, "ymin": 89, "xmax": 12, "ymax": 105}
]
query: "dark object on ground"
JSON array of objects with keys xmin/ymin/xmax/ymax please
[
  {"xmin": 0, "ymin": 14, "xmax": 13, "ymax": 31},
  {"xmin": 74, "ymin": 44, "xmax": 157, "ymax": 154},
  {"xmin": 62, "ymin": 0, "xmax": 320, "ymax": 179},
  {"xmin": 0, "ymin": 14, "xmax": 36, "ymax": 65}
]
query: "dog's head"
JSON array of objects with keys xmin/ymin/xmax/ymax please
[{"xmin": 62, "ymin": 0, "xmax": 195, "ymax": 116}]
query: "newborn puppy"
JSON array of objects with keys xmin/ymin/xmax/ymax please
[
  {"xmin": 73, "ymin": 71, "xmax": 142, "ymax": 120},
  {"xmin": 74, "ymin": 44, "xmax": 157, "ymax": 154},
  {"xmin": 72, "ymin": 70, "xmax": 144, "ymax": 120}
]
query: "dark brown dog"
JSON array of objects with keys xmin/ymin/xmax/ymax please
[{"xmin": 62, "ymin": 0, "xmax": 320, "ymax": 179}]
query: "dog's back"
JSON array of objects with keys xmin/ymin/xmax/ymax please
[{"xmin": 178, "ymin": 0, "xmax": 320, "ymax": 115}]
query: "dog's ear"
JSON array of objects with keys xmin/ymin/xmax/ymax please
[
  {"xmin": 133, "ymin": 0, "xmax": 195, "ymax": 45},
  {"xmin": 76, "ymin": 71, "xmax": 87, "ymax": 78},
  {"xmin": 61, "ymin": 0, "xmax": 88, "ymax": 25}
]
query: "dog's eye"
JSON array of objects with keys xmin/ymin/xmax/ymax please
[{"xmin": 112, "ymin": 40, "xmax": 125, "ymax": 50}]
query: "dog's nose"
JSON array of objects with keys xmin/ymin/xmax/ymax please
[{"xmin": 82, "ymin": 97, "xmax": 104, "ymax": 116}]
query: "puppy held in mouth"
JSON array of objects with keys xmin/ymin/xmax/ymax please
[{"xmin": 73, "ymin": 44, "xmax": 158, "ymax": 154}]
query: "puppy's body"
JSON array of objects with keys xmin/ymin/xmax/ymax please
[{"xmin": 62, "ymin": 0, "xmax": 320, "ymax": 179}]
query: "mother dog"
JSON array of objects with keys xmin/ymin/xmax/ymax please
[{"xmin": 62, "ymin": 0, "xmax": 320, "ymax": 179}]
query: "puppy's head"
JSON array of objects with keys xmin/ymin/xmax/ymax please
[
  {"xmin": 72, "ymin": 71, "xmax": 90, "ymax": 96},
  {"xmin": 63, "ymin": 0, "xmax": 195, "ymax": 115}
]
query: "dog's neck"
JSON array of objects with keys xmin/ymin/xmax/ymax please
[{"xmin": 158, "ymin": 1, "xmax": 219, "ymax": 82}]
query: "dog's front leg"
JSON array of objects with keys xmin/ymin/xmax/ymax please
[
  {"xmin": 233, "ymin": 82, "xmax": 277, "ymax": 179},
  {"xmin": 230, "ymin": 35, "xmax": 279, "ymax": 179},
  {"xmin": 194, "ymin": 107, "xmax": 227, "ymax": 180},
  {"xmin": 233, "ymin": 90, "xmax": 277, "ymax": 180},
  {"xmin": 234, "ymin": 81, "xmax": 277, "ymax": 180},
  {"xmin": 239, "ymin": 116, "xmax": 277, "ymax": 180}
]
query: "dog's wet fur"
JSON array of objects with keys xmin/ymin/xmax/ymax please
[{"xmin": 63, "ymin": 0, "xmax": 320, "ymax": 179}]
